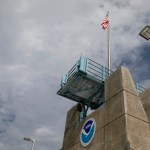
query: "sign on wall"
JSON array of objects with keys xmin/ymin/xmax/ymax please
[{"xmin": 80, "ymin": 118, "xmax": 96, "ymax": 146}]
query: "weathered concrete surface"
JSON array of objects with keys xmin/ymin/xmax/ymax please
[
  {"xmin": 105, "ymin": 66, "xmax": 138, "ymax": 102},
  {"xmin": 60, "ymin": 66, "xmax": 150, "ymax": 150},
  {"xmin": 126, "ymin": 114, "xmax": 150, "ymax": 149},
  {"xmin": 105, "ymin": 115, "xmax": 129, "ymax": 150},
  {"xmin": 61, "ymin": 107, "xmax": 105, "ymax": 150},
  {"xmin": 62, "ymin": 104, "xmax": 81, "ymax": 149},
  {"xmin": 105, "ymin": 66, "xmax": 150, "ymax": 150},
  {"xmin": 140, "ymin": 88, "xmax": 150, "ymax": 125}
]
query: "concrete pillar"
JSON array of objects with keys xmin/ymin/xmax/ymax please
[
  {"xmin": 60, "ymin": 66, "xmax": 150, "ymax": 150},
  {"xmin": 104, "ymin": 66, "xmax": 150, "ymax": 150},
  {"xmin": 61, "ymin": 104, "xmax": 80, "ymax": 150},
  {"xmin": 140, "ymin": 88, "xmax": 150, "ymax": 126}
]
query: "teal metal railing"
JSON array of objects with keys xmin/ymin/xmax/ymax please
[
  {"xmin": 135, "ymin": 83, "xmax": 145, "ymax": 94},
  {"xmin": 61, "ymin": 56, "xmax": 113, "ymax": 87},
  {"xmin": 86, "ymin": 58, "xmax": 113, "ymax": 81},
  {"xmin": 67, "ymin": 60, "xmax": 79, "ymax": 79},
  {"xmin": 61, "ymin": 55, "xmax": 145, "ymax": 94}
]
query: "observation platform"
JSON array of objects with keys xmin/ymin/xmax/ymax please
[
  {"xmin": 57, "ymin": 56, "xmax": 112, "ymax": 109},
  {"xmin": 57, "ymin": 56, "xmax": 145, "ymax": 110}
]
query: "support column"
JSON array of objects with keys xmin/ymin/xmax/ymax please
[{"xmin": 105, "ymin": 66, "xmax": 150, "ymax": 150}]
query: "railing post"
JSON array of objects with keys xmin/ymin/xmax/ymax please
[
  {"xmin": 61, "ymin": 74, "xmax": 68, "ymax": 87},
  {"xmin": 79, "ymin": 55, "xmax": 87, "ymax": 74},
  {"xmin": 102, "ymin": 66, "xmax": 106, "ymax": 81},
  {"xmin": 135, "ymin": 83, "xmax": 139, "ymax": 94}
]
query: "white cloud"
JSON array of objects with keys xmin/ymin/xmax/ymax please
[
  {"xmin": 35, "ymin": 126, "xmax": 55, "ymax": 137},
  {"xmin": 141, "ymin": 79, "xmax": 150, "ymax": 89},
  {"xmin": 0, "ymin": 0, "xmax": 149, "ymax": 150}
]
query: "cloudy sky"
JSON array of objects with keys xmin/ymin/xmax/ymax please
[{"xmin": 0, "ymin": 0, "xmax": 149, "ymax": 149}]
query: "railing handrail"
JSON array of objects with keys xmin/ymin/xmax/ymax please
[{"xmin": 63, "ymin": 56, "xmax": 145, "ymax": 94}]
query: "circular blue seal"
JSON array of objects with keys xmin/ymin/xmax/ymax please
[{"xmin": 80, "ymin": 118, "xmax": 96, "ymax": 146}]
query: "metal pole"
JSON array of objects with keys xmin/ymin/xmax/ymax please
[
  {"xmin": 31, "ymin": 141, "xmax": 35, "ymax": 150},
  {"xmin": 23, "ymin": 138, "xmax": 35, "ymax": 150},
  {"xmin": 107, "ymin": 12, "xmax": 111, "ymax": 75}
]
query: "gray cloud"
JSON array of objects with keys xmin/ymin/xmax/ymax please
[{"xmin": 0, "ymin": 0, "xmax": 149, "ymax": 149}]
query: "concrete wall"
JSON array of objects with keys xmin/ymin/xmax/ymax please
[
  {"xmin": 140, "ymin": 88, "xmax": 150, "ymax": 126},
  {"xmin": 60, "ymin": 66, "xmax": 150, "ymax": 150}
]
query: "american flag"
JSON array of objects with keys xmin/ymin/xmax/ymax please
[{"xmin": 101, "ymin": 12, "xmax": 109, "ymax": 30}]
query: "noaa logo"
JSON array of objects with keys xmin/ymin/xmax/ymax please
[{"xmin": 80, "ymin": 118, "xmax": 96, "ymax": 146}]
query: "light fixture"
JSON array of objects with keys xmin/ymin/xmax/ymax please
[
  {"xmin": 139, "ymin": 26, "xmax": 150, "ymax": 40},
  {"xmin": 23, "ymin": 137, "xmax": 36, "ymax": 150}
]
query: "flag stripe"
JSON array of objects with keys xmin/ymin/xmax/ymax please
[{"xmin": 101, "ymin": 13, "xmax": 109, "ymax": 30}]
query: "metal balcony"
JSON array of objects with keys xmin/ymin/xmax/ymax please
[
  {"xmin": 57, "ymin": 55, "xmax": 113, "ymax": 109},
  {"xmin": 57, "ymin": 55, "xmax": 145, "ymax": 110},
  {"xmin": 57, "ymin": 55, "xmax": 146, "ymax": 122}
]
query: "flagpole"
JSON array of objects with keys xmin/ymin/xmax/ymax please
[
  {"xmin": 101, "ymin": 11, "xmax": 111, "ymax": 75},
  {"xmin": 107, "ymin": 11, "xmax": 111, "ymax": 75}
]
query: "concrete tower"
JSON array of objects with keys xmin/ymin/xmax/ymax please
[{"xmin": 60, "ymin": 66, "xmax": 150, "ymax": 150}]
